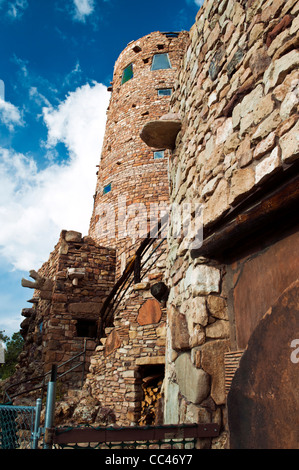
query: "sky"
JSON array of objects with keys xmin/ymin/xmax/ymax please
[{"xmin": 0, "ymin": 0, "xmax": 203, "ymax": 337}]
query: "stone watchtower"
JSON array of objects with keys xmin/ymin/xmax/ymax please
[
  {"xmin": 9, "ymin": 31, "xmax": 189, "ymax": 414},
  {"xmin": 89, "ymin": 31, "xmax": 189, "ymax": 276}
]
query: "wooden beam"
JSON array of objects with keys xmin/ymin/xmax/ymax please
[
  {"xmin": 52, "ymin": 423, "xmax": 220, "ymax": 445},
  {"xmin": 191, "ymin": 172, "xmax": 299, "ymax": 262}
]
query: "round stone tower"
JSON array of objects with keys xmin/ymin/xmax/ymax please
[{"xmin": 89, "ymin": 31, "xmax": 189, "ymax": 275}]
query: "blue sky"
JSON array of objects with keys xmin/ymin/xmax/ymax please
[{"xmin": 0, "ymin": 0, "xmax": 203, "ymax": 337}]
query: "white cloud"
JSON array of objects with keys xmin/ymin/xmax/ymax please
[
  {"xmin": 194, "ymin": 0, "xmax": 204, "ymax": 7},
  {"xmin": 5, "ymin": 0, "xmax": 28, "ymax": 19},
  {"xmin": 72, "ymin": 0, "xmax": 95, "ymax": 22},
  {"xmin": 29, "ymin": 87, "xmax": 52, "ymax": 108},
  {"xmin": 0, "ymin": 82, "xmax": 110, "ymax": 272},
  {"xmin": 0, "ymin": 97, "xmax": 23, "ymax": 130}
]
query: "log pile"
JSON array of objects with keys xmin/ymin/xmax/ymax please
[{"xmin": 138, "ymin": 374, "xmax": 163, "ymax": 426}]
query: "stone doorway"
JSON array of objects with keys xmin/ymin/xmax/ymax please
[{"xmin": 137, "ymin": 363, "xmax": 164, "ymax": 426}]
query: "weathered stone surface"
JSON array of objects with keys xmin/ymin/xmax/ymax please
[
  {"xmin": 170, "ymin": 308, "xmax": 190, "ymax": 351},
  {"xmin": 255, "ymin": 146, "xmax": 281, "ymax": 184},
  {"xmin": 206, "ymin": 320, "xmax": 230, "ymax": 339},
  {"xmin": 249, "ymin": 47, "xmax": 271, "ymax": 78},
  {"xmin": 104, "ymin": 329, "xmax": 122, "ymax": 356},
  {"xmin": 226, "ymin": 48, "xmax": 244, "ymax": 77},
  {"xmin": 209, "ymin": 47, "xmax": 226, "ymax": 81},
  {"xmin": 236, "ymin": 135, "xmax": 252, "ymax": 167},
  {"xmin": 232, "ymin": 84, "xmax": 263, "ymax": 128},
  {"xmin": 201, "ymin": 340, "xmax": 230, "ymax": 404},
  {"xmin": 64, "ymin": 230, "xmax": 82, "ymax": 242},
  {"xmin": 68, "ymin": 302, "xmax": 101, "ymax": 314},
  {"xmin": 189, "ymin": 265, "xmax": 221, "ymax": 296},
  {"xmin": 263, "ymin": 49, "xmax": 299, "ymax": 94},
  {"xmin": 164, "ymin": 381, "xmax": 180, "ymax": 424},
  {"xmin": 207, "ymin": 296, "xmax": 228, "ymax": 320},
  {"xmin": 273, "ymin": 69, "xmax": 299, "ymax": 101},
  {"xmin": 229, "ymin": 167, "xmax": 255, "ymax": 205},
  {"xmin": 175, "ymin": 352, "xmax": 210, "ymax": 404},
  {"xmin": 186, "ymin": 296, "xmax": 208, "ymax": 326},
  {"xmin": 253, "ymin": 93, "xmax": 275, "ymax": 124},
  {"xmin": 266, "ymin": 14, "xmax": 293, "ymax": 47},
  {"xmin": 280, "ymin": 88, "xmax": 299, "ymax": 120},
  {"xmin": 203, "ymin": 178, "xmax": 230, "ymax": 226},
  {"xmin": 280, "ymin": 120, "xmax": 299, "ymax": 162},
  {"xmin": 253, "ymin": 131, "xmax": 276, "ymax": 159},
  {"xmin": 137, "ymin": 299, "xmax": 162, "ymax": 325},
  {"xmin": 252, "ymin": 110, "xmax": 281, "ymax": 141}
]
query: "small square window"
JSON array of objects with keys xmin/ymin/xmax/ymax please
[
  {"xmin": 151, "ymin": 53, "xmax": 171, "ymax": 71},
  {"xmin": 121, "ymin": 63, "xmax": 133, "ymax": 84},
  {"xmin": 103, "ymin": 183, "xmax": 111, "ymax": 194},
  {"xmin": 76, "ymin": 319, "xmax": 97, "ymax": 338},
  {"xmin": 154, "ymin": 150, "xmax": 165, "ymax": 159},
  {"xmin": 158, "ymin": 88, "xmax": 172, "ymax": 97}
]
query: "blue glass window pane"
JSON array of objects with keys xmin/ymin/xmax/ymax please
[
  {"xmin": 103, "ymin": 183, "xmax": 111, "ymax": 194},
  {"xmin": 158, "ymin": 88, "xmax": 172, "ymax": 97},
  {"xmin": 151, "ymin": 53, "xmax": 171, "ymax": 71},
  {"xmin": 154, "ymin": 151, "xmax": 164, "ymax": 159},
  {"xmin": 121, "ymin": 64, "xmax": 133, "ymax": 84}
]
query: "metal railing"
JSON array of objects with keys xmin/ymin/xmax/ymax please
[
  {"xmin": 0, "ymin": 399, "xmax": 42, "ymax": 449},
  {"xmin": 98, "ymin": 215, "xmax": 168, "ymax": 336},
  {"xmin": 46, "ymin": 422, "xmax": 220, "ymax": 449},
  {"xmin": 2, "ymin": 339, "xmax": 87, "ymax": 404}
]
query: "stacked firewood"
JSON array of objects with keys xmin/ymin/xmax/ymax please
[{"xmin": 138, "ymin": 375, "xmax": 163, "ymax": 426}]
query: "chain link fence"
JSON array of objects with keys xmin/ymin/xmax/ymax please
[{"xmin": 0, "ymin": 404, "xmax": 39, "ymax": 449}]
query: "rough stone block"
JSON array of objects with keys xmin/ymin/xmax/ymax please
[
  {"xmin": 68, "ymin": 302, "xmax": 101, "ymax": 314},
  {"xmin": 252, "ymin": 110, "xmax": 281, "ymax": 141},
  {"xmin": 64, "ymin": 231, "xmax": 82, "ymax": 243},
  {"xmin": 255, "ymin": 147, "xmax": 281, "ymax": 184},
  {"xmin": 203, "ymin": 178, "xmax": 230, "ymax": 226},
  {"xmin": 137, "ymin": 299, "xmax": 162, "ymax": 325},
  {"xmin": 200, "ymin": 340, "xmax": 230, "ymax": 404},
  {"xmin": 280, "ymin": 120, "xmax": 299, "ymax": 162},
  {"xmin": 253, "ymin": 132, "xmax": 276, "ymax": 160},
  {"xmin": 263, "ymin": 49, "xmax": 299, "ymax": 94},
  {"xmin": 207, "ymin": 296, "xmax": 228, "ymax": 320},
  {"xmin": 170, "ymin": 309, "xmax": 190, "ymax": 351},
  {"xmin": 206, "ymin": 320, "xmax": 230, "ymax": 339},
  {"xmin": 189, "ymin": 265, "xmax": 221, "ymax": 296},
  {"xmin": 175, "ymin": 352, "xmax": 210, "ymax": 404},
  {"xmin": 280, "ymin": 88, "xmax": 299, "ymax": 120},
  {"xmin": 229, "ymin": 167, "xmax": 255, "ymax": 205}
]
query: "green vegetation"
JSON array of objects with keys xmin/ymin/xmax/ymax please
[{"xmin": 0, "ymin": 331, "xmax": 24, "ymax": 380}]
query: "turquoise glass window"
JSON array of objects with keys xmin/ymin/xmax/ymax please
[
  {"xmin": 121, "ymin": 63, "xmax": 133, "ymax": 84},
  {"xmin": 151, "ymin": 53, "xmax": 171, "ymax": 71},
  {"xmin": 158, "ymin": 88, "xmax": 172, "ymax": 97},
  {"xmin": 103, "ymin": 183, "xmax": 111, "ymax": 194},
  {"xmin": 154, "ymin": 150, "xmax": 165, "ymax": 159}
]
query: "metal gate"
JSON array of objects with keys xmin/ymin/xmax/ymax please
[{"xmin": 0, "ymin": 399, "xmax": 42, "ymax": 449}]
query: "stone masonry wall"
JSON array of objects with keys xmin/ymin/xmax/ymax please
[
  {"xmin": 12, "ymin": 230, "xmax": 116, "ymax": 398},
  {"xmin": 83, "ymin": 270, "xmax": 167, "ymax": 426},
  {"xmin": 163, "ymin": 0, "xmax": 299, "ymax": 449},
  {"xmin": 89, "ymin": 31, "xmax": 189, "ymax": 276}
]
